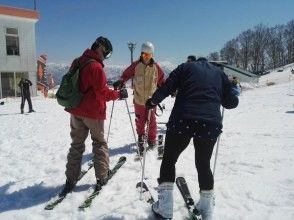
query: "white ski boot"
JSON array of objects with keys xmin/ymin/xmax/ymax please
[
  {"xmin": 195, "ymin": 190, "xmax": 215, "ymax": 220},
  {"xmin": 152, "ymin": 182, "xmax": 174, "ymax": 219}
]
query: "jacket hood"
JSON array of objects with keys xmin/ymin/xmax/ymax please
[{"xmin": 82, "ymin": 49, "xmax": 104, "ymax": 68}]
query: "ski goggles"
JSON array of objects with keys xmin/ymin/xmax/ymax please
[
  {"xmin": 142, "ymin": 52, "xmax": 153, "ymax": 60},
  {"xmin": 101, "ymin": 45, "xmax": 112, "ymax": 59}
]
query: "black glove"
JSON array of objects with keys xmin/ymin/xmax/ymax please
[
  {"xmin": 231, "ymin": 85, "xmax": 241, "ymax": 96},
  {"xmin": 145, "ymin": 98, "xmax": 156, "ymax": 110},
  {"xmin": 170, "ymin": 90, "xmax": 177, "ymax": 98},
  {"xmin": 119, "ymin": 88, "xmax": 128, "ymax": 99},
  {"xmin": 113, "ymin": 80, "xmax": 124, "ymax": 90}
]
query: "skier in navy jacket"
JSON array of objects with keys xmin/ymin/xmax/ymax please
[{"xmin": 145, "ymin": 57, "xmax": 239, "ymax": 220}]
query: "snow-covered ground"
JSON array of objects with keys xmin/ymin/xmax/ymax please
[{"xmin": 0, "ymin": 69, "xmax": 293, "ymax": 220}]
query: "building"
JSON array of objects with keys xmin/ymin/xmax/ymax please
[
  {"xmin": 210, "ymin": 61, "xmax": 259, "ymax": 83},
  {"xmin": 0, "ymin": 5, "xmax": 39, "ymax": 98}
]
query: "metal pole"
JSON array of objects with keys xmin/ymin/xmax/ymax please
[
  {"xmin": 124, "ymin": 99, "xmax": 137, "ymax": 146},
  {"xmin": 140, "ymin": 109, "xmax": 152, "ymax": 199},
  {"xmin": 127, "ymin": 42, "xmax": 136, "ymax": 63},
  {"xmin": 213, "ymin": 107, "xmax": 225, "ymax": 176},
  {"xmin": 106, "ymin": 101, "xmax": 115, "ymax": 143}
]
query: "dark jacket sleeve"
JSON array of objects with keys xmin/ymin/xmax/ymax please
[
  {"xmin": 221, "ymin": 73, "xmax": 239, "ymax": 109},
  {"xmin": 155, "ymin": 63, "xmax": 165, "ymax": 87},
  {"xmin": 26, "ymin": 79, "xmax": 33, "ymax": 86},
  {"xmin": 151, "ymin": 64, "xmax": 182, "ymax": 105}
]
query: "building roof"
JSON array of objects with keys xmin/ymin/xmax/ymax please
[
  {"xmin": 0, "ymin": 5, "xmax": 39, "ymax": 20},
  {"xmin": 209, "ymin": 61, "xmax": 259, "ymax": 83}
]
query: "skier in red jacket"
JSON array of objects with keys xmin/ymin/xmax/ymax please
[{"xmin": 60, "ymin": 36, "xmax": 128, "ymax": 196}]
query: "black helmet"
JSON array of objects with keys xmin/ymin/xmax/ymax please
[
  {"xmin": 187, "ymin": 55, "xmax": 196, "ymax": 62},
  {"xmin": 91, "ymin": 36, "xmax": 113, "ymax": 59}
]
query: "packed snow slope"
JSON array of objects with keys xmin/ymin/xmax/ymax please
[{"xmin": 0, "ymin": 67, "xmax": 293, "ymax": 220}]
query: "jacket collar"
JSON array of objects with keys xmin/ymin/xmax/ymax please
[
  {"xmin": 82, "ymin": 49, "xmax": 104, "ymax": 68},
  {"xmin": 196, "ymin": 57, "xmax": 208, "ymax": 62},
  {"xmin": 139, "ymin": 56, "xmax": 155, "ymax": 66}
]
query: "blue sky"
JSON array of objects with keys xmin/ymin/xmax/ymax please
[{"xmin": 1, "ymin": 0, "xmax": 294, "ymax": 65}]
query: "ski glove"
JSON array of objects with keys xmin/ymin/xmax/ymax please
[
  {"xmin": 145, "ymin": 98, "xmax": 157, "ymax": 110},
  {"xmin": 119, "ymin": 88, "xmax": 128, "ymax": 100},
  {"xmin": 231, "ymin": 85, "xmax": 241, "ymax": 96},
  {"xmin": 113, "ymin": 80, "xmax": 124, "ymax": 90}
]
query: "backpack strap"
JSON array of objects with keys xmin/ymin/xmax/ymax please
[
  {"xmin": 77, "ymin": 58, "xmax": 98, "ymax": 95},
  {"xmin": 78, "ymin": 58, "xmax": 97, "ymax": 71}
]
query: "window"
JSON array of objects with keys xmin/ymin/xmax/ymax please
[
  {"xmin": 0, "ymin": 72, "xmax": 28, "ymax": 97},
  {"xmin": 6, "ymin": 27, "xmax": 20, "ymax": 56}
]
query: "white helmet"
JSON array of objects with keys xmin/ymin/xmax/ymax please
[{"xmin": 141, "ymin": 41, "xmax": 154, "ymax": 54}]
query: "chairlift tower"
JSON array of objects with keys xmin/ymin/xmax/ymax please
[{"xmin": 127, "ymin": 42, "xmax": 136, "ymax": 64}]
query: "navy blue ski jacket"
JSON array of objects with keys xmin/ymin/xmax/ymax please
[{"xmin": 150, "ymin": 57, "xmax": 239, "ymax": 125}]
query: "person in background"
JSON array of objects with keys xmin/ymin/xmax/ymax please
[
  {"xmin": 145, "ymin": 57, "xmax": 240, "ymax": 220},
  {"xmin": 60, "ymin": 36, "xmax": 128, "ymax": 196},
  {"xmin": 18, "ymin": 78, "xmax": 34, "ymax": 114},
  {"xmin": 113, "ymin": 41, "xmax": 165, "ymax": 156},
  {"xmin": 232, "ymin": 76, "xmax": 242, "ymax": 94}
]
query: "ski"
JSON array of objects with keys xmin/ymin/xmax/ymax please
[
  {"xmin": 136, "ymin": 181, "xmax": 155, "ymax": 204},
  {"xmin": 78, "ymin": 156, "xmax": 126, "ymax": 210},
  {"xmin": 136, "ymin": 182, "xmax": 164, "ymax": 220},
  {"xmin": 157, "ymin": 134, "xmax": 164, "ymax": 160},
  {"xmin": 44, "ymin": 160, "xmax": 94, "ymax": 210},
  {"xmin": 176, "ymin": 177, "xmax": 202, "ymax": 220}
]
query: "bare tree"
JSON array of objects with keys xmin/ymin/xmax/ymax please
[
  {"xmin": 284, "ymin": 19, "xmax": 294, "ymax": 63},
  {"xmin": 238, "ymin": 29, "xmax": 253, "ymax": 70},
  {"xmin": 266, "ymin": 25, "xmax": 286, "ymax": 69},
  {"xmin": 207, "ymin": 51, "xmax": 220, "ymax": 61},
  {"xmin": 250, "ymin": 24, "xmax": 270, "ymax": 73},
  {"xmin": 216, "ymin": 19, "xmax": 293, "ymax": 73},
  {"xmin": 220, "ymin": 38, "xmax": 240, "ymax": 65}
]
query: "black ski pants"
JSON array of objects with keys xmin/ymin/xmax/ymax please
[
  {"xmin": 20, "ymin": 94, "xmax": 33, "ymax": 111},
  {"xmin": 159, "ymin": 132, "xmax": 217, "ymax": 190}
]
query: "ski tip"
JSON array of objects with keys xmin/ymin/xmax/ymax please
[
  {"xmin": 136, "ymin": 181, "xmax": 145, "ymax": 188},
  {"xmin": 119, "ymin": 156, "xmax": 127, "ymax": 162},
  {"xmin": 78, "ymin": 206, "xmax": 86, "ymax": 211},
  {"xmin": 44, "ymin": 206, "xmax": 53, "ymax": 210},
  {"xmin": 176, "ymin": 176, "xmax": 186, "ymax": 182},
  {"xmin": 135, "ymin": 181, "xmax": 148, "ymax": 190}
]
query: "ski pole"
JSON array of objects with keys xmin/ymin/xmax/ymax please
[
  {"xmin": 213, "ymin": 107, "xmax": 225, "ymax": 176},
  {"xmin": 124, "ymin": 99, "xmax": 138, "ymax": 146},
  {"xmin": 140, "ymin": 109, "xmax": 152, "ymax": 200},
  {"xmin": 106, "ymin": 101, "xmax": 115, "ymax": 143},
  {"xmin": 124, "ymin": 96, "xmax": 144, "ymax": 169}
]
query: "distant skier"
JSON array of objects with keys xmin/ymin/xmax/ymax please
[
  {"xmin": 113, "ymin": 41, "xmax": 165, "ymax": 155},
  {"xmin": 145, "ymin": 57, "xmax": 240, "ymax": 220},
  {"xmin": 232, "ymin": 76, "xmax": 242, "ymax": 94},
  {"xmin": 18, "ymin": 78, "xmax": 34, "ymax": 114}
]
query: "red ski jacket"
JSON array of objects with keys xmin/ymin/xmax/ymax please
[{"xmin": 66, "ymin": 49, "xmax": 119, "ymax": 120}]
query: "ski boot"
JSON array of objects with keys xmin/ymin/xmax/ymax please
[{"xmin": 59, "ymin": 180, "xmax": 76, "ymax": 197}]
